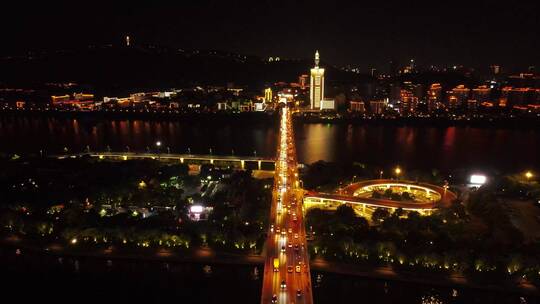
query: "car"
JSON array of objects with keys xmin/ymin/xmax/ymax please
[
  {"xmin": 281, "ymin": 245, "xmax": 286, "ymax": 253},
  {"xmin": 295, "ymin": 265, "xmax": 301, "ymax": 273},
  {"xmin": 271, "ymin": 294, "xmax": 278, "ymax": 303},
  {"xmin": 296, "ymin": 289, "xmax": 302, "ymax": 297},
  {"xmin": 275, "ymin": 227, "xmax": 280, "ymax": 233},
  {"xmin": 294, "ymin": 233, "xmax": 299, "ymax": 239},
  {"xmin": 288, "ymin": 228, "xmax": 292, "ymax": 234},
  {"xmin": 270, "ymin": 224, "xmax": 274, "ymax": 233},
  {"xmin": 287, "ymin": 266, "xmax": 293, "ymax": 273},
  {"xmin": 294, "ymin": 244, "xmax": 299, "ymax": 251},
  {"xmin": 280, "ymin": 280, "xmax": 286, "ymax": 289},
  {"xmin": 288, "ymin": 242, "xmax": 292, "ymax": 248},
  {"xmin": 293, "ymin": 215, "xmax": 297, "ymax": 222}
]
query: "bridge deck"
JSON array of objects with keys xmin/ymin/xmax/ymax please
[{"xmin": 54, "ymin": 152, "xmax": 275, "ymax": 162}]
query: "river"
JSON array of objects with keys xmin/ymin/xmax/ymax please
[
  {"xmin": 0, "ymin": 246, "xmax": 535, "ymax": 304},
  {"xmin": 1, "ymin": 115, "xmax": 539, "ymax": 172}
]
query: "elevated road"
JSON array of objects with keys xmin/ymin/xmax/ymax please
[
  {"xmin": 261, "ymin": 107, "xmax": 313, "ymax": 304},
  {"xmin": 54, "ymin": 152, "xmax": 275, "ymax": 170},
  {"xmin": 304, "ymin": 179, "xmax": 457, "ymax": 217}
]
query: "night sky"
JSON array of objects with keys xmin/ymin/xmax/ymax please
[{"xmin": 2, "ymin": 0, "xmax": 539, "ymax": 72}]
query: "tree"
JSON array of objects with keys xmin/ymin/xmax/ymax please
[
  {"xmin": 335, "ymin": 204, "xmax": 356, "ymax": 226},
  {"xmin": 372, "ymin": 208, "xmax": 390, "ymax": 224},
  {"xmin": 390, "ymin": 193, "xmax": 402, "ymax": 201},
  {"xmin": 394, "ymin": 207, "xmax": 405, "ymax": 217},
  {"xmin": 401, "ymin": 192, "xmax": 412, "ymax": 200},
  {"xmin": 352, "ymin": 217, "xmax": 369, "ymax": 241}
]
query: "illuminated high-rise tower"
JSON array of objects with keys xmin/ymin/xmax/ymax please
[
  {"xmin": 264, "ymin": 88, "xmax": 273, "ymax": 103},
  {"xmin": 310, "ymin": 50, "xmax": 325, "ymax": 110}
]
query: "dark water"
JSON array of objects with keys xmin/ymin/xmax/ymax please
[
  {"xmin": 1, "ymin": 115, "xmax": 539, "ymax": 171},
  {"xmin": 1, "ymin": 247, "xmax": 537, "ymax": 304}
]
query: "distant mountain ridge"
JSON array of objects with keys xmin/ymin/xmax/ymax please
[{"xmin": 0, "ymin": 44, "xmax": 366, "ymax": 95}]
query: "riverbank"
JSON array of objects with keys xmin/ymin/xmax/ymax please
[
  {"xmin": 0, "ymin": 108, "xmax": 278, "ymax": 123},
  {"xmin": 311, "ymin": 258, "xmax": 538, "ymax": 297},
  {"xmin": 2, "ymin": 235, "xmax": 537, "ymax": 298},
  {"xmin": 2, "ymin": 108, "xmax": 540, "ymax": 129}
]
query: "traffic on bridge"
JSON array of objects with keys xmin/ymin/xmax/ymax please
[{"xmin": 261, "ymin": 107, "xmax": 313, "ymax": 304}]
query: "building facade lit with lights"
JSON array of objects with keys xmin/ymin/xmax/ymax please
[{"xmin": 310, "ymin": 50, "xmax": 325, "ymax": 110}]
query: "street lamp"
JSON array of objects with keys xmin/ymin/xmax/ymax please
[
  {"xmin": 156, "ymin": 141, "xmax": 162, "ymax": 157},
  {"xmin": 379, "ymin": 170, "xmax": 384, "ymax": 179},
  {"xmin": 395, "ymin": 166, "xmax": 401, "ymax": 179},
  {"xmin": 525, "ymin": 171, "xmax": 534, "ymax": 181}
]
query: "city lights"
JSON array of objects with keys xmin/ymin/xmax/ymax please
[
  {"xmin": 0, "ymin": 5, "xmax": 537, "ymax": 302},
  {"xmin": 190, "ymin": 205, "xmax": 204, "ymax": 213},
  {"xmin": 470, "ymin": 174, "xmax": 487, "ymax": 185}
]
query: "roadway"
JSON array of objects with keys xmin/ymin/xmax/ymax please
[{"xmin": 261, "ymin": 107, "xmax": 313, "ymax": 304}]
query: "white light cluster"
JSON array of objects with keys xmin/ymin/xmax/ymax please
[{"xmin": 470, "ymin": 174, "xmax": 487, "ymax": 185}]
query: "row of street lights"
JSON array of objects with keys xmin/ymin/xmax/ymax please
[{"xmin": 57, "ymin": 141, "xmax": 260, "ymax": 157}]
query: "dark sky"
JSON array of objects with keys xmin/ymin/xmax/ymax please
[{"xmin": 2, "ymin": 0, "xmax": 539, "ymax": 72}]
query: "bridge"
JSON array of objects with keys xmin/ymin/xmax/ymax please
[
  {"xmin": 304, "ymin": 179, "xmax": 457, "ymax": 218},
  {"xmin": 261, "ymin": 107, "xmax": 313, "ymax": 304},
  {"xmin": 55, "ymin": 152, "xmax": 276, "ymax": 171}
]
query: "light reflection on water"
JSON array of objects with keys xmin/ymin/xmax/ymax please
[{"xmin": 0, "ymin": 117, "xmax": 539, "ymax": 171}]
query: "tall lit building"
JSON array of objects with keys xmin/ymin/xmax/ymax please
[
  {"xmin": 399, "ymin": 89, "xmax": 418, "ymax": 114},
  {"xmin": 310, "ymin": 50, "xmax": 325, "ymax": 110},
  {"xmin": 500, "ymin": 87, "xmax": 537, "ymax": 108},
  {"xmin": 472, "ymin": 85, "xmax": 491, "ymax": 103},
  {"xmin": 298, "ymin": 74, "xmax": 308, "ymax": 90},
  {"xmin": 264, "ymin": 88, "xmax": 273, "ymax": 103},
  {"xmin": 349, "ymin": 100, "xmax": 366, "ymax": 113},
  {"xmin": 446, "ymin": 85, "xmax": 470, "ymax": 109},
  {"xmin": 369, "ymin": 99, "xmax": 388, "ymax": 114},
  {"xmin": 427, "ymin": 83, "xmax": 443, "ymax": 112}
]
